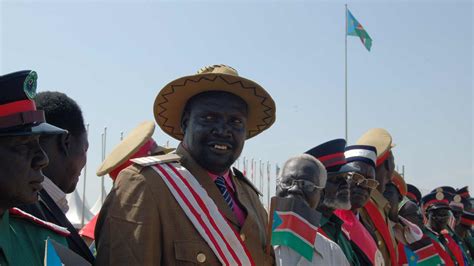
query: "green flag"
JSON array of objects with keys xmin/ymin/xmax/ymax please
[{"xmin": 347, "ymin": 9, "xmax": 372, "ymax": 51}]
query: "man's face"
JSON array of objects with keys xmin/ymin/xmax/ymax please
[
  {"xmin": 182, "ymin": 92, "xmax": 248, "ymax": 174},
  {"xmin": 383, "ymin": 183, "xmax": 402, "ymax": 222},
  {"xmin": 319, "ymin": 172, "xmax": 351, "ymax": 211},
  {"xmin": 375, "ymin": 152, "xmax": 395, "ymax": 193},
  {"xmin": 399, "ymin": 200, "xmax": 424, "ymax": 228},
  {"xmin": 348, "ymin": 161, "xmax": 377, "ymax": 210},
  {"xmin": 0, "ymin": 135, "xmax": 49, "ymax": 207},
  {"xmin": 427, "ymin": 207, "xmax": 452, "ymax": 232},
  {"xmin": 40, "ymin": 131, "xmax": 88, "ymax": 193},
  {"xmin": 276, "ymin": 158, "xmax": 324, "ymax": 209}
]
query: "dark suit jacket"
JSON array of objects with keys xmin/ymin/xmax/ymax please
[{"xmin": 19, "ymin": 189, "xmax": 95, "ymax": 264}]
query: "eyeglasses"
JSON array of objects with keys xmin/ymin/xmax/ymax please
[
  {"xmin": 278, "ymin": 177, "xmax": 325, "ymax": 192},
  {"xmin": 348, "ymin": 173, "xmax": 379, "ymax": 190}
]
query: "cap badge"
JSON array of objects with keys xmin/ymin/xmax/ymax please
[
  {"xmin": 436, "ymin": 192, "xmax": 444, "ymax": 201},
  {"xmin": 436, "ymin": 187, "xmax": 443, "ymax": 193},
  {"xmin": 454, "ymin": 195, "xmax": 462, "ymax": 203},
  {"xmin": 23, "ymin": 71, "xmax": 37, "ymax": 99}
]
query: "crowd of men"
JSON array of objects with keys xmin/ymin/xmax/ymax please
[{"xmin": 0, "ymin": 66, "xmax": 472, "ymax": 265}]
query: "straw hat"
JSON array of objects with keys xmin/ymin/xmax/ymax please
[
  {"xmin": 153, "ymin": 64, "xmax": 276, "ymax": 140},
  {"xmin": 96, "ymin": 121, "xmax": 174, "ymax": 178}
]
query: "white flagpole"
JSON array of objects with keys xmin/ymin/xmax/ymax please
[
  {"xmin": 81, "ymin": 124, "xmax": 89, "ymax": 228},
  {"xmin": 345, "ymin": 4, "xmax": 349, "ymax": 141},
  {"xmin": 101, "ymin": 127, "xmax": 107, "ymax": 204}
]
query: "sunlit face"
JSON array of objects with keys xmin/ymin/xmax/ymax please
[
  {"xmin": 319, "ymin": 172, "xmax": 351, "ymax": 211},
  {"xmin": 347, "ymin": 161, "xmax": 376, "ymax": 210},
  {"xmin": 375, "ymin": 152, "xmax": 394, "ymax": 193},
  {"xmin": 181, "ymin": 92, "xmax": 248, "ymax": 175},
  {"xmin": 276, "ymin": 158, "xmax": 324, "ymax": 209},
  {"xmin": 0, "ymin": 135, "xmax": 49, "ymax": 208}
]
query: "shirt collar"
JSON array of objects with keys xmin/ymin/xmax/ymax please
[
  {"xmin": 208, "ymin": 170, "xmax": 235, "ymax": 193},
  {"xmin": 41, "ymin": 177, "xmax": 69, "ymax": 213}
]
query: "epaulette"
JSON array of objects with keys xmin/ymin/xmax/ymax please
[
  {"xmin": 130, "ymin": 153, "xmax": 181, "ymax": 167},
  {"xmin": 232, "ymin": 167, "xmax": 262, "ymax": 196},
  {"xmin": 9, "ymin": 208, "xmax": 70, "ymax": 237}
]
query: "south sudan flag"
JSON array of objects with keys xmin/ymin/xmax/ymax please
[
  {"xmin": 271, "ymin": 197, "xmax": 321, "ymax": 261},
  {"xmin": 406, "ymin": 235, "xmax": 443, "ymax": 265}
]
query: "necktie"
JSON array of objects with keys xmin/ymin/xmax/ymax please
[{"xmin": 215, "ymin": 176, "xmax": 234, "ymax": 211}]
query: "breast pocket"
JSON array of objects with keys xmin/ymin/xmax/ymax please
[{"xmin": 174, "ymin": 240, "xmax": 221, "ymax": 266}]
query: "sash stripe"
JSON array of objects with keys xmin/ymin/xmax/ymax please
[
  {"xmin": 152, "ymin": 163, "xmax": 254, "ymax": 265},
  {"xmin": 163, "ymin": 164, "xmax": 253, "ymax": 265},
  {"xmin": 153, "ymin": 164, "xmax": 230, "ymax": 265},
  {"xmin": 166, "ymin": 164, "xmax": 254, "ymax": 265},
  {"xmin": 162, "ymin": 164, "xmax": 241, "ymax": 264}
]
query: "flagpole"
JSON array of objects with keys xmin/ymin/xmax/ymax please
[
  {"xmin": 81, "ymin": 124, "xmax": 89, "ymax": 228},
  {"xmin": 345, "ymin": 4, "xmax": 348, "ymax": 142}
]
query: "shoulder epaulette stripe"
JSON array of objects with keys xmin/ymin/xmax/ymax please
[
  {"xmin": 9, "ymin": 208, "xmax": 70, "ymax": 236},
  {"xmin": 131, "ymin": 153, "xmax": 181, "ymax": 167}
]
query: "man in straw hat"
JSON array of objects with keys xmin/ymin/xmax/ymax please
[
  {"xmin": 79, "ymin": 121, "xmax": 173, "ymax": 246},
  {"xmin": 95, "ymin": 65, "xmax": 276, "ymax": 265},
  {"xmin": 357, "ymin": 128, "xmax": 398, "ymax": 266},
  {"xmin": 0, "ymin": 70, "xmax": 71, "ymax": 264}
]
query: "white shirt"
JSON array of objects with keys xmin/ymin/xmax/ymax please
[
  {"xmin": 274, "ymin": 232, "xmax": 350, "ymax": 266},
  {"xmin": 41, "ymin": 177, "xmax": 69, "ymax": 213}
]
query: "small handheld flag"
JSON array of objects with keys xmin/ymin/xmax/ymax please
[
  {"xmin": 347, "ymin": 9, "xmax": 373, "ymax": 51},
  {"xmin": 270, "ymin": 197, "xmax": 322, "ymax": 261},
  {"xmin": 44, "ymin": 238, "xmax": 63, "ymax": 266}
]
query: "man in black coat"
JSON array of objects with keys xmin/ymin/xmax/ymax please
[{"xmin": 19, "ymin": 91, "xmax": 94, "ymax": 263}]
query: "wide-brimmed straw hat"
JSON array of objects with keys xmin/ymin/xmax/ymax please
[{"xmin": 153, "ymin": 64, "xmax": 276, "ymax": 140}]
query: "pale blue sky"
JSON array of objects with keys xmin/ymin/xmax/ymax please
[{"xmin": 1, "ymin": 1, "xmax": 472, "ymax": 208}]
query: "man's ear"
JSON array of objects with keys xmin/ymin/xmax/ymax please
[
  {"xmin": 181, "ymin": 112, "xmax": 189, "ymax": 135},
  {"xmin": 59, "ymin": 133, "xmax": 71, "ymax": 156}
]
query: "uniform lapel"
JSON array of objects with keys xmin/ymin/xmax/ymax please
[{"xmin": 177, "ymin": 145, "xmax": 239, "ymax": 227}]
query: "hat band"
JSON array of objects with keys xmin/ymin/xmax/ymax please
[
  {"xmin": 459, "ymin": 191, "xmax": 470, "ymax": 198},
  {"xmin": 424, "ymin": 199, "xmax": 449, "ymax": 209},
  {"xmin": 345, "ymin": 148, "xmax": 377, "ymax": 167},
  {"xmin": 376, "ymin": 150, "xmax": 391, "ymax": 167},
  {"xmin": 317, "ymin": 152, "xmax": 346, "ymax": 168},
  {"xmin": 406, "ymin": 192, "xmax": 418, "ymax": 202},
  {"xmin": 0, "ymin": 110, "xmax": 45, "ymax": 129},
  {"xmin": 0, "ymin": 99, "xmax": 36, "ymax": 117},
  {"xmin": 460, "ymin": 216, "xmax": 474, "ymax": 226}
]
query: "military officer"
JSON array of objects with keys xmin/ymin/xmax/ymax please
[
  {"xmin": 357, "ymin": 128, "xmax": 398, "ymax": 266},
  {"xmin": 0, "ymin": 70, "xmax": 70, "ymax": 265},
  {"xmin": 95, "ymin": 65, "xmax": 276, "ymax": 265}
]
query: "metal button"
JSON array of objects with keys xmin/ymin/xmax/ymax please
[
  {"xmin": 240, "ymin": 233, "xmax": 246, "ymax": 241},
  {"xmin": 378, "ymin": 240, "xmax": 383, "ymax": 246},
  {"xmin": 197, "ymin": 253, "xmax": 206, "ymax": 263}
]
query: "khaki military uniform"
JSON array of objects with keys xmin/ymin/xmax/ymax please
[
  {"xmin": 359, "ymin": 190, "xmax": 398, "ymax": 266},
  {"xmin": 95, "ymin": 145, "xmax": 273, "ymax": 265}
]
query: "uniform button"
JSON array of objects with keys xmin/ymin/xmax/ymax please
[
  {"xmin": 378, "ymin": 240, "xmax": 383, "ymax": 246},
  {"xmin": 240, "ymin": 233, "xmax": 246, "ymax": 241},
  {"xmin": 197, "ymin": 253, "xmax": 206, "ymax": 263}
]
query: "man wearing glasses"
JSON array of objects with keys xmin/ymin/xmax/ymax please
[
  {"xmin": 334, "ymin": 144, "xmax": 385, "ymax": 266},
  {"xmin": 305, "ymin": 139, "xmax": 362, "ymax": 266},
  {"xmin": 274, "ymin": 154, "xmax": 350, "ymax": 266}
]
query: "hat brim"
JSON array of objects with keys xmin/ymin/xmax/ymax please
[
  {"xmin": 96, "ymin": 121, "xmax": 155, "ymax": 176},
  {"xmin": 154, "ymin": 73, "xmax": 276, "ymax": 140},
  {"xmin": 0, "ymin": 122, "xmax": 67, "ymax": 137}
]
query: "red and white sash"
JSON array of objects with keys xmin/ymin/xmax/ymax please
[{"xmin": 152, "ymin": 163, "xmax": 254, "ymax": 266}]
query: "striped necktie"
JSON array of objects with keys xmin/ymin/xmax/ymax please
[{"xmin": 215, "ymin": 176, "xmax": 234, "ymax": 211}]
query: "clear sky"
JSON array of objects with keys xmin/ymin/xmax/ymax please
[{"xmin": 1, "ymin": 0, "xmax": 472, "ymax": 209}]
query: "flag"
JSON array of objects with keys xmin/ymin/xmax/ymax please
[
  {"xmin": 406, "ymin": 236, "xmax": 443, "ymax": 265},
  {"xmin": 347, "ymin": 9, "xmax": 373, "ymax": 51},
  {"xmin": 44, "ymin": 238, "xmax": 62, "ymax": 266},
  {"xmin": 271, "ymin": 197, "xmax": 322, "ymax": 261}
]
